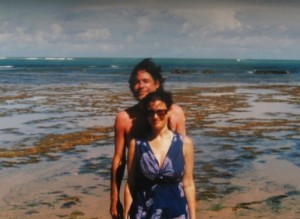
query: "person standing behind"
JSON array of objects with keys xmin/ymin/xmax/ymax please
[
  {"xmin": 124, "ymin": 90, "xmax": 196, "ymax": 219},
  {"xmin": 110, "ymin": 58, "xmax": 186, "ymax": 219}
]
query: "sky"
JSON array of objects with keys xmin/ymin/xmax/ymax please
[{"xmin": 0, "ymin": 0, "xmax": 300, "ymax": 59}]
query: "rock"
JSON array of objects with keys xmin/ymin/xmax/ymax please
[
  {"xmin": 202, "ymin": 69, "xmax": 214, "ymax": 74},
  {"xmin": 170, "ymin": 68, "xmax": 197, "ymax": 74},
  {"xmin": 254, "ymin": 70, "xmax": 289, "ymax": 74}
]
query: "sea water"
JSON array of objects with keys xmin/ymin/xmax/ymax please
[
  {"xmin": 1, "ymin": 57, "xmax": 300, "ymax": 85},
  {"xmin": 0, "ymin": 57, "xmax": 300, "ymax": 218}
]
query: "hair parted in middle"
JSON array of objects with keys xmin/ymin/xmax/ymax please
[{"xmin": 141, "ymin": 90, "xmax": 173, "ymax": 111}]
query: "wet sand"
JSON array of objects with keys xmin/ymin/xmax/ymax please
[{"xmin": 0, "ymin": 83, "xmax": 299, "ymax": 218}]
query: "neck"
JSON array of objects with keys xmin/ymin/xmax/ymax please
[{"xmin": 150, "ymin": 125, "xmax": 171, "ymax": 139}]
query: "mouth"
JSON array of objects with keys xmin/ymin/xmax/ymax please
[{"xmin": 151, "ymin": 120, "xmax": 160, "ymax": 125}]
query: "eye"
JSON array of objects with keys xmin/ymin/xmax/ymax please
[{"xmin": 146, "ymin": 109, "xmax": 168, "ymax": 117}]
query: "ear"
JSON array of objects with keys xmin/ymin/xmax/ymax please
[
  {"xmin": 166, "ymin": 110, "xmax": 171, "ymax": 120},
  {"xmin": 167, "ymin": 112, "xmax": 172, "ymax": 130},
  {"xmin": 154, "ymin": 80, "xmax": 160, "ymax": 90}
]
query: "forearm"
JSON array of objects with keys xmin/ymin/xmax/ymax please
[
  {"xmin": 123, "ymin": 183, "xmax": 133, "ymax": 219},
  {"xmin": 111, "ymin": 156, "xmax": 126, "ymax": 198},
  {"xmin": 184, "ymin": 182, "xmax": 196, "ymax": 219}
]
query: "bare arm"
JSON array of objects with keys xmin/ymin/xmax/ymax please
[
  {"xmin": 110, "ymin": 112, "xmax": 128, "ymax": 218},
  {"xmin": 170, "ymin": 104, "xmax": 186, "ymax": 136},
  {"xmin": 124, "ymin": 139, "xmax": 137, "ymax": 218},
  {"xmin": 182, "ymin": 136, "xmax": 196, "ymax": 219}
]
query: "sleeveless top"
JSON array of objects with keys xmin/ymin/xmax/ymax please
[{"xmin": 129, "ymin": 132, "xmax": 190, "ymax": 219}]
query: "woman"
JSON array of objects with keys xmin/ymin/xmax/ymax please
[{"xmin": 124, "ymin": 90, "xmax": 196, "ymax": 219}]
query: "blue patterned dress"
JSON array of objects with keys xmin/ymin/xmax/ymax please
[{"xmin": 129, "ymin": 133, "xmax": 189, "ymax": 219}]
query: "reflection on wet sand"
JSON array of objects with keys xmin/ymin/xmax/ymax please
[{"xmin": 0, "ymin": 83, "xmax": 299, "ymax": 218}]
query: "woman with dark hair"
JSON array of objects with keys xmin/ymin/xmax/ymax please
[{"xmin": 124, "ymin": 90, "xmax": 196, "ymax": 219}]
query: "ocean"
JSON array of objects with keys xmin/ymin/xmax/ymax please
[
  {"xmin": 1, "ymin": 57, "xmax": 300, "ymax": 84},
  {"xmin": 0, "ymin": 57, "xmax": 300, "ymax": 218}
]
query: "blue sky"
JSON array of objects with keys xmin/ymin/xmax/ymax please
[{"xmin": 0, "ymin": 0, "xmax": 300, "ymax": 59}]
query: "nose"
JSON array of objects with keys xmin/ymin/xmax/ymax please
[
  {"xmin": 139, "ymin": 81, "xmax": 146, "ymax": 88},
  {"xmin": 153, "ymin": 112, "xmax": 160, "ymax": 119}
]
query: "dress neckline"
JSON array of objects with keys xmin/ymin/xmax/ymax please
[{"xmin": 146, "ymin": 132, "xmax": 175, "ymax": 169}]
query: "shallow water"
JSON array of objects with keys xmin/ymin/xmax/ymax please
[{"xmin": 0, "ymin": 83, "xmax": 300, "ymax": 218}]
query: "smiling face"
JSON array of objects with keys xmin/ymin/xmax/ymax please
[
  {"xmin": 146, "ymin": 100, "xmax": 170, "ymax": 131},
  {"xmin": 133, "ymin": 70, "xmax": 160, "ymax": 100}
]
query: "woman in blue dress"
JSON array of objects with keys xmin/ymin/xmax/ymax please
[{"xmin": 124, "ymin": 90, "xmax": 196, "ymax": 219}]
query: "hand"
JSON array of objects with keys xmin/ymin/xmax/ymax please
[{"xmin": 110, "ymin": 199, "xmax": 124, "ymax": 219}]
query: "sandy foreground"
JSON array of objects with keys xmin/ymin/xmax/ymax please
[
  {"xmin": 1, "ymin": 153, "xmax": 300, "ymax": 219},
  {"xmin": 1, "ymin": 83, "xmax": 300, "ymax": 218}
]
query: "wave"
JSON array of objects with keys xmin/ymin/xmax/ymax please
[
  {"xmin": 44, "ymin": 57, "xmax": 73, "ymax": 61},
  {"xmin": 25, "ymin": 57, "xmax": 40, "ymax": 60},
  {"xmin": 110, "ymin": 65, "xmax": 119, "ymax": 68},
  {"xmin": 0, "ymin": 65, "xmax": 14, "ymax": 69}
]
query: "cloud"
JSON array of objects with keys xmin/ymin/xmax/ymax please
[
  {"xmin": 77, "ymin": 28, "xmax": 111, "ymax": 41},
  {"xmin": 1, "ymin": 0, "xmax": 300, "ymax": 58},
  {"xmin": 171, "ymin": 8, "xmax": 242, "ymax": 32},
  {"xmin": 0, "ymin": 32, "xmax": 11, "ymax": 43},
  {"xmin": 137, "ymin": 16, "xmax": 151, "ymax": 36},
  {"xmin": 51, "ymin": 24, "xmax": 64, "ymax": 35}
]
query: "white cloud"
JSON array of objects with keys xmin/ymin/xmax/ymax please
[
  {"xmin": 126, "ymin": 35, "xmax": 135, "ymax": 43},
  {"xmin": 210, "ymin": 9, "xmax": 242, "ymax": 30},
  {"xmin": 171, "ymin": 8, "xmax": 242, "ymax": 33},
  {"xmin": 0, "ymin": 32, "xmax": 11, "ymax": 43},
  {"xmin": 51, "ymin": 24, "xmax": 63, "ymax": 35},
  {"xmin": 36, "ymin": 30, "xmax": 48, "ymax": 46},
  {"xmin": 137, "ymin": 16, "xmax": 151, "ymax": 37},
  {"xmin": 78, "ymin": 28, "xmax": 111, "ymax": 41},
  {"xmin": 15, "ymin": 27, "xmax": 34, "ymax": 43}
]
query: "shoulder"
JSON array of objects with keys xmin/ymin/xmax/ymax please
[
  {"xmin": 115, "ymin": 104, "xmax": 138, "ymax": 123},
  {"xmin": 114, "ymin": 108, "xmax": 134, "ymax": 132},
  {"xmin": 115, "ymin": 110, "xmax": 130, "ymax": 121},
  {"xmin": 115, "ymin": 111, "xmax": 130, "ymax": 128},
  {"xmin": 169, "ymin": 104, "xmax": 185, "ymax": 122},
  {"xmin": 181, "ymin": 135, "xmax": 194, "ymax": 152},
  {"xmin": 170, "ymin": 103, "xmax": 185, "ymax": 116},
  {"xmin": 183, "ymin": 135, "xmax": 193, "ymax": 146},
  {"xmin": 169, "ymin": 104, "xmax": 186, "ymax": 134},
  {"xmin": 175, "ymin": 133, "xmax": 192, "ymax": 144}
]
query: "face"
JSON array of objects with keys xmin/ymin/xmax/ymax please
[
  {"xmin": 133, "ymin": 70, "xmax": 159, "ymax": 100},
  {"xmin": 146, "ymin": 100, "xmax": 169, "ymax": 131}
]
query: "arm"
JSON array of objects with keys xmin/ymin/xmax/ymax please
[
  {"xmin": 170, "ymin": 104, "xmax": 186, "ymax": 136},
  {"xmin": 110, "ymin": 112, "xmax": 128, "ymax": 218},
  {"xmin": 182, "ymin": 136, "xmax": 196, "ymax": 219},
  {"xmin": 124, "ymin": 139, "xmax": 137, "ymax": 219}
]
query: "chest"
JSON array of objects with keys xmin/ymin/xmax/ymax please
[
  {"xmin": 148, "ymin": 138, "xmax": 173, "ymax": 168},
  {"xmin": 136, "ymin": 137, "xmax": 185, "ymax": 180},
  {"xmin": 125, "ymin": 116, "xmax": 149, "ymax": 139}
]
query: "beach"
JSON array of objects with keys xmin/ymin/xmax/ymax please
[{"xmin": 1, "ymin": 80, "xmax": 299, "ymax": 218}]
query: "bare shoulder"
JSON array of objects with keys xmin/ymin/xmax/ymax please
[
  {"xmin": 182, "ymin": 135, "xmax": 194, "ymax": 153},
  {"xmin": 114, "ymin": 110, "xmax": 132, "ymax": 131},
  {"xmin": 115, "ymin": 104, "xmax": 138, "ymax": 123},
  {"xmin": 116, "ymin": 110, "xmax": 130, "ymax": 121},
  {"xmin": 183, "ymin": 135, "xmax": 193, "ymax": 146},
  {"xmin": 170, "ymin": 103, "xmax": 185, "ymax": 115}
]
